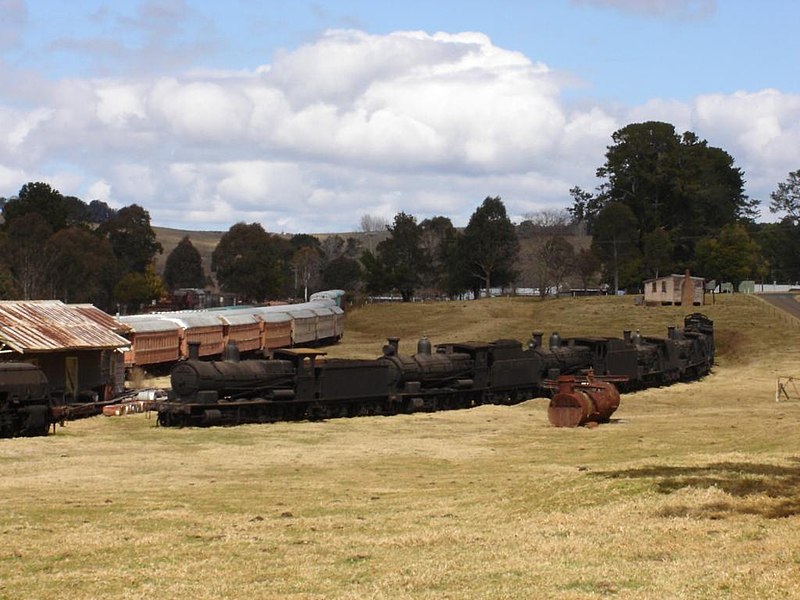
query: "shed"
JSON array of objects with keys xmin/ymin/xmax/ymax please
[
  {"xmin": 643, "ymin": 272, "xmax": 705, "ymax": 306},
  {"xmin": 0, "ymin": 300, "xmax": 131, "ymax": 400}
]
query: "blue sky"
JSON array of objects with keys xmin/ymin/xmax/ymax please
[{"xmin": 1, "ymin": 0, "xmax": 798, "ymax": 232}]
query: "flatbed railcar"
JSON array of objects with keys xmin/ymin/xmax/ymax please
[{"xmin": 156, "ymin": 313, "xmax": 715, "ymax": 428}]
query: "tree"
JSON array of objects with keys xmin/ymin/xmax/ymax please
[
  {"xmin": 2, "ymin": 213, "xmax": 54, "ymax": 299},
  {"xmin": 2, "ymin": 182, "xmax": 70, "ymax": 232},
  {"xmin": 45, "ymin": 226, "xmax": 118, "ymax": 304},
  {"xmin": 694, "ymin": 223, "xmax": 766, "ymax": 286},
  {"xmin": 113, "ymin": 265, "xmax": 164, "ymax": 312},
  {"xmin": 322, "ymin": 256, "xmax": 362, "ymax": 291},
  {"xmin": 642, "ymin": 228, "xmax": 674, "ymax": 278},
  {"xmin": 289, "ymin": 233, "xmax": 322, "ymax": 253},
  {"xmin": 534, "ymin": 236, "xmax": 575, "ymax": 297},
  {"xmin": 460, "ymin": 197, "xmax": 520, "ymax": 297},
  {"xmin": 211, "ymin": 222, "xmax": 285, "ymax": 301},
  {"xmin": 567, "ymin": 186, "xmax": 604, "ymax": 234},
  {"xmin": 519, "ymin": 209, "xmax": 573, "ymax": 237},
  {"xmin": 769, "ymin": 169, "xmax": 800, "ymax": 224},
  {"xmin": 86, "ymin": 200, "xmax": 117, "ymax": 224},
  {"xmin": 419, "ymin": 216, "xmax": 457, "ymax": 295},
  {"xmin": 97, "ymin": 204, "xmax": 162, "ymax": 273},
  {"xmin": 370, "ymin": 212, "xmax": 427, "ymax": 301},
  {"xmin": 574, "ymin": 248, "xmax": 602, "ymax": 291},
  {"xmin": 591, "ymin": 202, "xmax": 640, "ymax": 293},
  {"xmin": 360, "ymin": 214, "xmax": 388, "ymax": 233},
  {"xmin": 163, "ymin": 236, "xmax": 206, "ymax": 290},
  {"xmin": 755, "ymin": 220, "xmax": 800, "ymax": 282},
  {"xmin": 593, "ymin": 121, "xmax": 756, "ymax": 264},
  {"xmin": 292, "ymin": 246, "xmax": 321, "ymax": 301}
]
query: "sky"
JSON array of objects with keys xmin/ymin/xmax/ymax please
[{"xmin": 1, "ymin": 0, "xmax": 798, "ymax": 233}]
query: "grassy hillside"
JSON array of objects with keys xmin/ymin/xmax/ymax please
[{"xmin": 2, "ymin": 294, "xmax": 800, "ymax": 599}]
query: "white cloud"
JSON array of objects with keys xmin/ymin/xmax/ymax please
[{"xmin": 0, "ymin": 28, "xmax": 798, "ymax": 232}]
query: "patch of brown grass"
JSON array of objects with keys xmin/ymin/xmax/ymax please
[{"xmin": 4, "ymin": 294, "xmax": 800, "ymax": 599}]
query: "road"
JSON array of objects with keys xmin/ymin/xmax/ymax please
[{"xmin": 757, "ymin": 293, "xmax": 800, "ymax": 319}]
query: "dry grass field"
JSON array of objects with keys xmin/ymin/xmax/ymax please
[{"xmin": 3, "ymin": 294, "xmax": 800, "ymax": 599}]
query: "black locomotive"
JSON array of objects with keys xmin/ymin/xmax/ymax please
[
  {"xmin": 0, "ymin": 362, "xmax": 60, "ymax": 438},
  {"xmin": 156, "ymin": 313, "xmax": 714, "ymax": 427}
]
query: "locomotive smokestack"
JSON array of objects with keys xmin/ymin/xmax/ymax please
[
  {"xmin": 222, "ymin": 341, "xmax": 240, "ymax": 362},
  {"xmin": 531, "ymin": 331, "xmax": 544, "ymax": 349},
  {"xmin": 188, "ymin": 341, "xmax": 200, "ymax": 360},
  {"xmin": 549, "ymin": 332, "xmax": 561, "ymax": 350},
  {"xmin": 623, "ymin": 330, "xmax": 631, "ymax": 343},
  {"xmin": 387, "ymin": 337, "xmax": 399, "ymax": 353},
  {"xmin": 668, "ymin": 326, "xmax": 676, "ymax": 340},
  {"xmin": 417, "ymin": 336, "xmax": 431, "ymax": 355}
]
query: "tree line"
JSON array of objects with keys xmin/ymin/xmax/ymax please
[{"xmin": 3, "ymin": 120, "xmax": 799, "ymax": 310}]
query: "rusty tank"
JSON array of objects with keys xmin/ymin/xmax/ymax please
[{"xmin": 547, "ymin": 373, "xmax": 621, "ymax": 427}]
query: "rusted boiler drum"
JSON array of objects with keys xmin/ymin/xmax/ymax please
[{"xmin": 547, "ymin": 375, "xmax": 621, "ymax": 428}]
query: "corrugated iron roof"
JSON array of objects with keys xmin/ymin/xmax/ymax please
[{"xmin": 0, "ymin": 300, "xmax": 131, "ymax": 354}]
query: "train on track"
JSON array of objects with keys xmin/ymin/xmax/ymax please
[{"xmin": 155, "ymin": 313, "xmax": 715, "ymax": 428}]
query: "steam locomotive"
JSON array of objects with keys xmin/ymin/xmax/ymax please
[
  {"xmin": 0, "ymin": 363, "xmax": 59, "ymax": 438},
  {"xmin": 155, "ymin": 313, "xmax": 714, "ymax": 427}
]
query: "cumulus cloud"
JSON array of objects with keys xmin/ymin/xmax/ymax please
[{"xmin": 0, "ymin": 27, "xmax": 798, "ymax": 231}]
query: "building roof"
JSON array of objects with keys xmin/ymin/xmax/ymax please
[
  {"xmin": 644, "ymin": 274, "xmax": 705, "ymax": 284},
  {"xmin": 0, "ymin": 300, "xmax": 131, "ymax": 354}
]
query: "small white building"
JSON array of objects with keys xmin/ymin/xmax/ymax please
[{"xmin": 644, "ymin": 271, "xmax": 705, "ymax": 306}]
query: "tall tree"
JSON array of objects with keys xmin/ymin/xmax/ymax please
[
  {"xmin": 2, "ymin": 182, "xmax": 70, "ymax": 232},
  {"xmin": 769, "ymin": 169, "xmax": 800, "ymax": 223},
  {"xmin": 322, "ymin": 256, "xmax": 362, "ymax": 291},
  {"xmin": 419, "ymin": 216, "xmax": 457, "ymax": 296},
  {"xmin": 460, "ymin": 197, "xmax": 519, "ymax": 297},
  {"xmin": 642, "ymin": 228, "xmax": 674, "ymax": 278},
  {"xmin": 292, "ymin": 246, "xmax": 321, "ymax": 301},
  {"xmin": 97, "ymin": 204, "xmax": 162, "ymax": 273},
  {"xmin": 593, "ymin": 121, "xmax": 755, "ymax": 264},
  {"xmin": 45, "ymin": 226, "xmax": 118, "ymax": 305},
  {"xmin": 86, "ymin": 199, "xmax": 117, "ymax": 224},
  {"xmin": 211, "ymin": 222, "xmax": 285, "ymax": 301},
  {"xmin": 371, "ymin": 212, "xmax": 427, "ymax": 301},
  {"xmin": 567, "ymin": 186, "xmax": 603, "ymax": 234},
  {"xmin": 754, "ymin": 220, "xmax": 800, "ymax": 282},
  {"xmin": 591, "ymin": 202, "xmax": 640, "ymax": 293},
  {"xmin": 2, "ymin": 213, "xmax": 54, "ymax": 299},
  {"xmin": 574, "ymin": 248, "xmax": 602, "ymax": 291},
  {"xmin": 163, "ymin": 236, "xmax": 206, "ymax": 290}
]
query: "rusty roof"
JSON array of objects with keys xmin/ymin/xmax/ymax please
[{"xmin": 0, "ymin": 300, "xmax": 131, "ymax": 354}]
